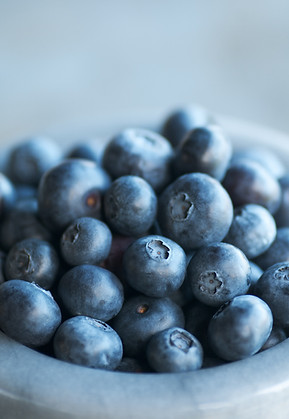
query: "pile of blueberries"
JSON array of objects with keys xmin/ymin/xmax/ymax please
[{"xmin": 1, "ymin": 105, "xmax": 289, "ymax": 374}]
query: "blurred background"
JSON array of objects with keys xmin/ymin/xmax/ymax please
[{"xmin": 1, "ymin": 0, "xmax": 289, "ymax": 141}]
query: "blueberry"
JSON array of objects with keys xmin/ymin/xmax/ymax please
[
  {"xmin": 112, "ymin": 295, "xmax": 185, "ymax": 357},
  {"xmin": 57, "ymin": 264, "xmax": 124, "ymax": 322},
  {"xmin": 222, "ymin": 158, "xmax": 281, "ymax": 214},
  {"xmin": 158, "ymin": 173, "xmax": 233, "ymax": 251},
  {"xmin": 161, "ymin": 105, "xmax": 213, "ymax": 148},
  {"xmin": 254, "ymin": 262, "xmax": 289, "ymax": 328},
  {"xmin": 102, "ymin": 128, "xmax": 173, "ymax": 192},
  {"xmin": 38, "ymin": 159, "xmax": 111, "ymax": 232},
  {"xmin": 231, "ymin": 146, "xmax": 286, "ymax": 179},
  {"xmin": 0, "ymin": 199, "xmax": 52, "ymax": 251},
  {"xmin": 104, "ymin": 175, "xmax": 157, "ymax": 236},
  {"xmin": 123, "ymin": 235, "xmax": 187, "ymax": 298},
  {"xmin": 208, "ymin": 294, "xmax": 273, "ymax": 361},
  {"xmin": 0, "ymin": 279, "xmax": 61, "ymax": 347},
  {"xmin": 66, "ymin": 140, "xmax": 102, "ymax": 164},
  {"xmin": 187, "ymin": 243, "xmax": 251, "ymax": 307},
  {"xmin": 53, "ymin": 316, "xmax": 123, "ymax": 370},
  {"xmin": 224, "ymin": 204, "xmax": 276, "ymax": 259},
  {"xmin": 254, "ymin": 227, "xmax": 289, "ymax": 270},
  {"xmin": 173, "ymin": 125, "xmax": 232, "ymax": 181},
  {"xmin": 146, "ymin": 327, "xmax": 203, "ymax": 373},
  {"xmin": 60, "ymin": 217, "xmax": 112, "ymax": 266},
  {"xmin": 5, "ymin": 238, "xmax": 59, "ymax": 290},
  {"xmin": 7, "ymin": 137, "xmax": 63, "ymax": 186}
]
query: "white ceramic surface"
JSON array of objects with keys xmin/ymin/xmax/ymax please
[{"xmin": 0, "ymin": 115, "xmax": 289, "ymax": 419}]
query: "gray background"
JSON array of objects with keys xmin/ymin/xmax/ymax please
[{"xmin": 1, "ymin": 0, "xmax": 289, "ymax": 141}]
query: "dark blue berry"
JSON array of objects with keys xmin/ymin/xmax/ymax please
[
  {"xmin": 158, "ymin": 173, "xmax": 233, "ymax": 251},
  {"xmin": 187, "ymin": 243, "xmax": 251, "ymax": 307},
  {"xmin": 225, "ymin": 204, "xmax": 276, "ymax": 259},
  {"xmin": 102, "ymin": 128, "xmax": 173, "ymax": 192},
  {"xmin": 38, "ymin": 159, "xmax": 111, "ymax": 232},
  {"xmin": 112, "ymin": 295, "xmax": 185, "ymax": 357},
  {"xmin": 5, "ymin": 238, "xmax": 59, "ymax": 290},
  {"xmin": 57, "ymin": 264, "xmax": 124, "ymax": 322},
  {"xmin": 60, "ymin": 217, "xmax": 112, "ymax": 266},
  {"xmin": 173, "ymin": 125, "xmax": 232, "ymax": 181},
  {"xmin": 146, "ymin": 327, "xmax": 203, "ymax": 372},
  {"xmin": 161, "ymin": 105, "xmax": 213, "ymax": 148},
  {"xmin": 53, "ymin": 316, "xmax": 122, "ymax": 370},
  {"xmin": 208, "ymin": 294, "xmax": 273, "ymax": 361},
  {"xmin": 254, "ymin": 227, "xmax": 289, "ymax": 270},
  {"xmin": 222, "ymin": 159, "xmax": 281, "ymax": 214},
  {"xmin": 123, "ymin": 235, "xmax": 187, "ymax": 298},
  {"xmin": 104, "ymin": 175, "xmax": 157, "ymax": 236},
  {"xmin": 0, "ymin": 279, "xmax": 61, "ymax": 347},
  {"xmin": 7, "ymin": 137, "xmax": 62, "ymax": 186}
]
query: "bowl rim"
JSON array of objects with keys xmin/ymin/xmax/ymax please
[{"xmin": 1, "ymin": 114, "xmax": 289, "ymax": 419}]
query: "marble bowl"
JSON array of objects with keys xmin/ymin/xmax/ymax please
[{"xmin": 1, "ymin": 114, "xmax": 289, "ymax": 419}]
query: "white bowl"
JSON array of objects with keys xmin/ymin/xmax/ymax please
[{"xmin": 1, "ymin": 114, "xmax": 289, "ymax": 419}]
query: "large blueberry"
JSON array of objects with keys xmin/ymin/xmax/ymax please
[
  {"xmin": 38, "ymin": 159, "xmax": 111, "ymax": 232},
  {"xmin": 57, "ymin": 264, "xmax": 124, "ymax": 322},
  {"xmin": 158, "ymin": 173, "xmax": 233, "ymax": 251},
  {"xmin": 173, "ymin": 125, "xmax": 232, "ymax": 181},
  {"xmin": 104, "ymin": 175, "xmax": 157, "ymax": 236},
  {"xmin": 5, "ymin": 238, "xmax": 59, "ymax": 290},
  {"xmin": 111, "ymin": 295, "xmax": 185, "ymax": 357},
  {"xmin": 60, "ymin": 217, "xmax": 112, "ymax": 266},
  {"xmin": 208, "ymin": 294, "xmax": 273, "ymax": 361},
  {"xmin": 146, "ymin": 327, "xmax": 203, "ymax": 373},
  {"xmin": 274, "ymin": 174, "xmax": 289, "ymax": 227},
  {"xmin": 187, "ymin": 243, "xmax": 251, "ymax": 307},
  {"xmin": 0, "ymin": 279, "xmax": 61, "ymax": 347},
  {"xmin": 224, "ymin": 204, "xmax": 276, "ymax": 259},
  {"xmin": 123, "ymin": 235, "xmax": 187, "ymax": 298},
  {"xmin": 102, "ymin": 128, "xmax": 173, "ymax": 192},
  {"xmin": 53, "ymin": 316, "xmax": 123, "ymax": 370}
]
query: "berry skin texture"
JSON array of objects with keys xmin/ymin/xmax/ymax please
[
  {"xmin": 225, "ymin": 204, "xmax": 276, "ymax": 259},
  {"xmin": 60, "ymin": 217, "xmax": 112, "ymax": 266},
  {"xmin": 187, "ymin": 243, "xmax": 251, "ymax": 307},
  {"xmin": 254, "ymin": 262, "xmax": 289, "ymax": 328},
  {"xmin": 158, "ymin": 173, "xmax": 233, "ymax": 251},
  {"xmin": 104, "ymin": 175, "xmax": 157, "ymax": 236},
  {"xmin": 123, "ymin": 235, "xmax": 187, "ymax": 298},
  {"xmin": 146, "ymin": 327, "xmax": 203, "ymax": 373},
  {"xmin": 222, "ymin": 158, "xmax": 281, "ymax": 214},
  {"xmin": 0, "ymin": 279, "xmax": 62, "ymax": 347},
  {"xmin": 173, "ymin": 125, "xmax": 232, "ymax": 181},
  {"xmin": 112, "ymin": 295, "xmax": 185, "ymax": 357},
  {"xmin": 161, "ymin": 105, "xmax": 212, "ymax": 148},
  {"xmin": 102, "ymin": 128, "xmax": 173, "ymax": 192},
  {"xmin": 7, "ymin": 137, "xmax": 63, "ymax": 186},
  {"xmin": 5, "ymin": 238, "xmax": 59, "ymax": 290},
  {"xmin": 53, "ymin": 316, "xmax": 123, "ymax": 370},
  {"xmin": 208, "ymin": 295, "xmax": 273, "ymax": 361},
  {"xmin": 57, "ymin": 264, "xmax": 124, "ymax": 322},
  {"xmin": 37, "ymin": 159, "xmax": 111, "ymax": 232}
]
